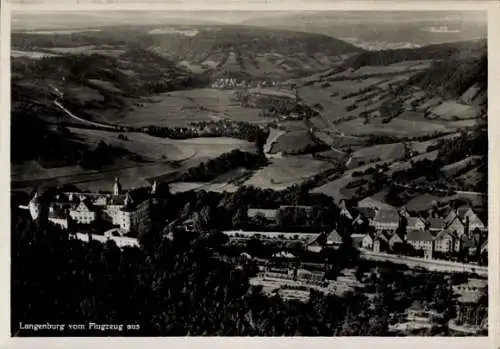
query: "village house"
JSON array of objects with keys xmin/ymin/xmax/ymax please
[
  {"xmin": 306, "ymin": 234, "xmax": 324, "ymax": 253},
  {"xmin": 444, "ymin": 207, "xmax": 486, "ymax": 238},
  {"xmin": 388, "ymin": 231, "xmax": 404, "ymax": 248},
  {"xmin": 433, "ymin": 229, "xmax": 460, "ymax": 254},
  {"xmin": 339, "ymin": 200, "xmax": 353, "ymax": 220},
  {"xmin": 399, "ymin": 206, "xmax": 410, "ymax": 218},
  {"xmin": 372, "ymin": 233, "xmax": 389, "ymax": 253},
  {"xmin": 361, "ymin": 234, "xmax": 374, "ymax": 250},
  {"xmin": 350, "ymin": 233, "xmax": 367, "ymax": 248},
  {"xmin": 481, "ymin": 239, "xmax": 488, "ymax": 254},
  {"xmin": 371, "ymin": 208, "xmax": 400, "ymax": 231},
  {"xmin": 460, "ymin": 233, "xmax": 483, "ymax": 257},
  {"xmin": 406, "ymin": 217, "xmax": 426, "ymax": 232},
  {"xmin": 407, "ymin": 230, "xmax": 434, "ymax": 259},
  {"xmin": 448, "ymin": 207, "xmax": 486, "ymax": 232},
  {"xmin": 444, "ymin": 214, "xmax": 467, "ymax": 237},
  {"xmin": 352, "ymin": 214, "xmax": 367, "ymax": 226},
  {"xmin": 426, "ymin": 217, "xmax": 446, "ymax": 234},
  {"xmin": 353, "ymin": 207, "xmax": 376, "ymax": 226},
  {"xmin": 325, "ymin": 229, "xmax": 343, "ymax": 247}
]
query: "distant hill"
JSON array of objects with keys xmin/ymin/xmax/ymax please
[
  {"xmin": 240, "ymin": 11, "xmax": 487, "ymax": 49},
  {"xmin": 142, "ymin": 25, "xmax": 363, "ymax": 80},
  {"xmin": 12, "ymin": 25, "xmax": 363, "ymax": 80}
]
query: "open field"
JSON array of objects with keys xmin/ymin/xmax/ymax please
[
  {"xmin": 310, "ymin": 160, "xmax": 387, "ymax": 200},
  {"xmin": 440, "ymin": 156, "xmax": 482, "ymax": 177},
  {"xmin": 350, "ymin": 143, "xmax": 406, "ymax": 167},
  {"xmin": 244, "ymin": 156, "xmax": 334, "ymax": 190},
  {"xmin": 456, "ymin": 166, "xmax": 483, "ymax": 188},
  {"xmin": 102, "ymin": 88, "xmax": 274, "ymax": 127},
  {"xmin": 430, "ymin": 101, "xmax": 479, "ymax": 120},
  {"xmin": 409, "ymin": 150, "xmax": 439, "ymax": 163},
  {"xmin": 264, "ymin": 128, "xmax": 286, "ymax": 154},
  {"xmin": 330, "ymin": 61, "xmax": 431, "ymax": 78},
  {"xmin": 68, "ymin": 128, "xmax": 255, "ymax": 161},
  {"xmin": 169, "ymin": 167, "xmax": 250, "ymax": 194},
  {"xmin": 404, "ymin": 193, "xmax": 443, "ymax": 211},
  {"xmin": 338, "ymin": 117, "xmax": 462, "ymax": 137}
]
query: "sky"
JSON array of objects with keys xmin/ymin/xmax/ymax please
[{"xmin": 12, "ymin": 10, "xmax": 487, "ymax": 29}]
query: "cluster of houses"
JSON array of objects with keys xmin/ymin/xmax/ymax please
[
  {"xmin": 243, "ymin": 199, "xmax": 487, "ymax": 262},
  {"xmin": 210, "ymin": 77, "xmax": 278, "ymax": 89},
  {"xmin": 346, "ymin": 200, "xmax": 487, "ymax": 261}
]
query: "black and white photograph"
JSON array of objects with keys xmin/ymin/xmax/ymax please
[{"xmin": 8, "ymin": 4, "xmax": 490, "ymax": 338}]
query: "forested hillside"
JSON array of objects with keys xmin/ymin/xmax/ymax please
[{"xmin": 342, "ymin": 39, "xmax": 485, "ymax": 70}]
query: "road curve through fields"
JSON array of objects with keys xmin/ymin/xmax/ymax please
[{"xmin": 54, "ymin": 100, "xmax": 119, "ymax": 130}]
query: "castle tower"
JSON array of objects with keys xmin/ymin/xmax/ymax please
[
  {"xmin": 124, "ymin": 192, "xmax": 133, "ymax": 207},
  {"xmin": 28, "ymin": 191, "xmax": 42, "ymax": 220},
  {"xmin": 113, "ymin": 177, "xmax": 122, "ymax": 196}
]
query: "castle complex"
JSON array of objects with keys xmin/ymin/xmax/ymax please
[{"xmin": 24, "ymin": 177, "xmax": 155, "ymax": 236}]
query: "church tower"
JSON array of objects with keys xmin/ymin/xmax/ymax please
[{"xmin": 113, "ymin": 177, "xmax": 122, "ymax": 196}]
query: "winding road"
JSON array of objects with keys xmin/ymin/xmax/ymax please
[{"xmin": 54, "ymin": 100, "xmax": 119, "ymax": 130}]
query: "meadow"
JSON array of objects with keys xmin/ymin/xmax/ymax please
[{"xmin": 111, "ymin": 88, "xmax": 273, "ymax": 127}]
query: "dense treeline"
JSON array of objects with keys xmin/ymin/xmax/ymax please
[
  {"xmin": 179, "ymin": 150, "xmax": 268, "ymax": 182},
  {"xmin": 146, "ymin": 120, "xmax": 269, "ymax": 151},
  {"xmin": 150, "ymin": 182, "xmax": 342, "ymax": 233}
]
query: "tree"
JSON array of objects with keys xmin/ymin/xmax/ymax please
[
  {"xmin": 293, "ymin": 208, "xmax": 307, "ymax": 226},
  {"xmin": 200, "ymin": 205, "xmax": 214, "ymax": 230},
  {"xmin": 251, "ymin": 212, "xmax": 267, "ymax": 227},
  {"xmin": 232, "ymin": 208, "xmax": 248, "ymax": 229},
  {"xmin": 182, "ymin": 202, "xmax": 192, "ymax": 219}
]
